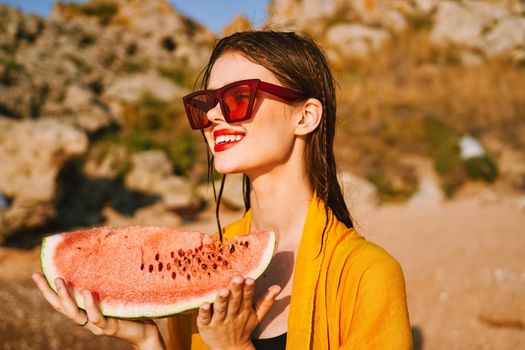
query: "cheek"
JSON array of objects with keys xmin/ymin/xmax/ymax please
[{"xmin": 203, "ymin": 130, "xmax": 214, "ymax": 149}]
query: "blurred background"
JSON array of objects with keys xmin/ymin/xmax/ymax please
[{"xmin": 0, "ymin": 0, "xmax": 524, "ymax": 349}]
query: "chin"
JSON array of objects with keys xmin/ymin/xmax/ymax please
[{"xmin": 213, "ymin": 160, "xmax": 243, "ymax": 175}]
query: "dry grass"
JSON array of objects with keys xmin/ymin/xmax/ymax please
[{"xmin": 330, "ymin": 29, "xmax": 525, "ymax": 199}]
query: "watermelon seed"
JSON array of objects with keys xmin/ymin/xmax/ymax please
[
  {"xmin": 223, "ymin": 260, "xmax": 228, "ymax": 266},
  {"xmin": 155, "ymin": 253, "xmax": 159, "ymax": 261},
  {"xmin": 187, "ymin": 274, "xmax": 191, "ymax": 280},
  {"xmin": 217, "ymin": 256, "xmax": 222, "ymax": 261},
  {"xmin": 201, "ymin": 263, "xmax": 207, "ymax": 270},
  {"xmin": 172, "ymin": 272, "xmax": 176, "ymax": 280},
  {"xmin": 178, "ymin": 260, "xmax": 182, "ymax": 267},
  {"xmin": 212, "ymin": 263, "xmax": 217, "ymax": 270},
  {"xmin": 196, "ymin": 257, "xmax": 201, "ymax": 263},
  {"xmin": 178, "ymin": 249, "xmax": 185, "ymax": 257},
  {"xmin": 244, "ymin": 241, "xmax": 249, "ymax": 248},
  {"xmin": 207, "ymin": 272, "xmax": 211, "ymax": 276},
  {"xmin": 167, "ymin": 263, "xmax": 171, "ymax": 271},
  {"xmin": 140, "ymin": 263, "xmax": 145, "ymax": 271},
  {"xmin": 170, "ymin": 251, "xmax": 174, "ymax": 258},
  {"xmin": 183, "ymin": 267, "xmax": 186, "ymax": 272},
  {"xmin": 230, "ymin": 245, "xmax": 235, "ymax": 253},
  {"xmin": 149, "ymin": 264, "xmax": 154, "ymax": 273},
  {"xmin": 158, "ymin": 262, "xmax": 163, "ymax": 272}
]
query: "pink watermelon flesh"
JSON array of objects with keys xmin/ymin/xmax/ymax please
[{"xmin": 40, "ymin": 226, "xmax": 275, "ymax": 318}]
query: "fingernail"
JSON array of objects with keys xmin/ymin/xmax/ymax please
[{"xmin": 31, "ymin": 273, "xmax": 38, "ymax": 282}]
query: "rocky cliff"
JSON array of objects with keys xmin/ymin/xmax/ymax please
[
  {"xmin": 0, "ymin": 0, "xmax": 216, "ymax": 243},
  {"xmin": 267, "ymin": 0, "xmax": 525, "ymax": 64}
]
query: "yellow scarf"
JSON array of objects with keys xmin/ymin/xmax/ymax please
[{"xmin": 167, "ymin": 193, "xmax": 412, "ymax": 349}]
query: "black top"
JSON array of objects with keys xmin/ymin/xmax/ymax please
[{"xmin": 252, "ymin": 332, "xmax": 287, "ymax": 350}]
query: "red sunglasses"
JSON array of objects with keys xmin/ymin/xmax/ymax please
[{"xmin": 182, "ymin": 79, "xmax": 305, "ymax": 130}]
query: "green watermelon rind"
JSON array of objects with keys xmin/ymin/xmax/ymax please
[{"xmin": 40, "ymin": 229, "xmax": 276, "ymax": 319}]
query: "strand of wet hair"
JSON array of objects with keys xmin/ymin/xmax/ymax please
[{"xmin": 214, "ymin": 173, "xmax": 226, "ymax": 243}]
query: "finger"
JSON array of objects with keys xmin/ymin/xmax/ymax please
[
  {"xmin": 211, "ymin": 288, "xmax": 230, "ymax": 323},
  {"xmin": 55, "ymin": 278, "xmax": 86, "ymax": 325},
  {"xmin": 226, "ymin": 276, "xmax": 244, "ymax": 318},
  {"xmin": 254, "ymin": 285, "xmax": 281, "ymax": 322},
  {"xmin": 32, "ymin": 273, "xmax": 63, "ymax": 312},
  {"xmin": 241, "ymin": 277, "xmax": 255, "ymax": 311},
  {"xmin": 197, "ymin": 302, "xmax": 212, "ymax": 327},
  {"xmin": 83, "ymin": 290, "xmax": 109, "ymax": 331}
]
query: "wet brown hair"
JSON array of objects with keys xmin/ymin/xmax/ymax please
[{"xmin": 197, "ymin": 30, "xmax": 353, "ymax": 250}]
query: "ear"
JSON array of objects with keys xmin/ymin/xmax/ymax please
[{"xmin": 293, "ymin": 98, "xmax": 323, "ymax": 136}]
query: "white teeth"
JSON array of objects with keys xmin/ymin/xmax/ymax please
[{"xmin": 215, "ymin": 134, "xmax": 243, "ymax": 144}]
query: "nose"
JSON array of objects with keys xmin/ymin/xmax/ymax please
[{"xmin": 207, "ymin": 102, "xmax": 226, "ymax": 125}]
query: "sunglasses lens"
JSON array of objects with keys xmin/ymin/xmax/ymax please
[
  {"xmin": 223, "ymin": 84, "xmax": 251, "ymax": 122},
  {"xmin": 186, "ymin": 94, "xmax": 213, "ymax": 129}
]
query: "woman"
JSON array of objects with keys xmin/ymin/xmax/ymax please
[{"xmin": 33, "ymin": 30, "xmax": 412, "ymax": 349}]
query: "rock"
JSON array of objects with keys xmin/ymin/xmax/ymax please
[
  {"xmin": 326, "ymin": 23, "xmax": 390, "ymax": 59},
  {"xmin": 63, "ymin": 84, "xmax": 94, "ymax": 109},
  {"xmin": 125, "ymin": 150, "xmax": 173, "ymax": 188},
  {"xmin": 0, "ymin": 118, "xmax": 88, "ymax": 241},
  {"xmin": 382, "ymin": 9, "xmax": 408, "ymax": 33},
  {"xmin": 223, "ymin": 15, "xmax": 252, "ymax": 36},
  {"xmin": 267, "ymin": 0, "xmax": 302, "ymax": 28},
  {"xmin": 460, "ymin": 135, "xmax": 485, "ymax": 159},
  {"xmin": 0, "ymin": 118, "xmax": 88, "ymax": 201},
  {"xmin": 104, "ymin": 71, "xmax": 185, "ymax": 103},
  {"xmin": 196, "ymin": 174, "xmax": 245, "ymax": 211},
  {"xmin": 413, "ymin": 0, "xmax": 439, "ymax": 13},
  {"xmin": 83, "ymin": 145, "xmax": 129, "ymax": 179},
  {"xmin": 61, "ymin": 84, "xmax": 114, "ymax": 132},
  {"xmin": 340, "ymin": 171, "xmax": 379, "ymax": 211},
  {"xmin": 482, "ymin": 16, "xmax": 525, "ymax": 58},
  {"xmin": 347, "ymin": 0, "xmax": 408, "ymax": 33},
  {"xmin": 124, "ymin": 150, "xmax": 194, "ymax": 210},
  {"xmin": 301, "ymin": 0, "xmax": 339, "ymax": 22},
  {"xmin": 431, "ymin": 1, "xmax": 485, "ymax": 49},
  {"xmin": 408, "ymin": 174, "xmax": 444, "ymax": 208},
  {"xmin": 72, "ymin": 104, "xmax": 114, "ymax": 133}
]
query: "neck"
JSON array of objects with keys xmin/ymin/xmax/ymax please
[{"xmin": 248, "ymin": 162, "xmax": 313, "ymax": 249}]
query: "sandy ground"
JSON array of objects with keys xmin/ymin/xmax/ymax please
[{"xmin": 1, "ymin": 194, "xmax": 524, "ymax": 349}]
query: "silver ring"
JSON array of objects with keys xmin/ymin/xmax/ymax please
[{"xmin": 78, "ymin": 315, "xmax": 89, "ymax": 327}]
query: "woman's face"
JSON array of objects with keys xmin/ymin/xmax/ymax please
[{"xmin": 204, "ymin": 52, "xmax": 299, "ymax": 177}]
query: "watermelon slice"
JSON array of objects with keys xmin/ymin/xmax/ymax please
[{"xmin": 40, "ymin": 226, "xmax": 275, "ymax": 318}]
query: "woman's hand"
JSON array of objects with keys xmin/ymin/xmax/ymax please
[
  {"xmin": 196, "ymin": 275, "xmax": 281, "ymax": 350},
  {"xmin": 31, "ymin": 272, "xmax": 165, "ymax": 350}
]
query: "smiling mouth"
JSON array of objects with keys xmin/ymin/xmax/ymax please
[{"xmin": 215, "ymin": 134, "xmax": 244, "ymax": 145}]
